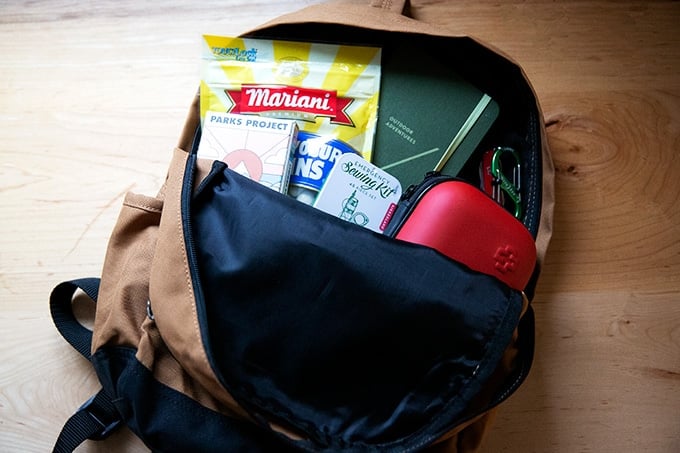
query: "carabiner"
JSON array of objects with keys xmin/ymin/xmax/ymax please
[{"xmin": 490, "ymin": 147, "xmax": 523, "ymax": 219}]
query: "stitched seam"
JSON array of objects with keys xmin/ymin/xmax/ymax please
[
  {"xmin": 123, "ymin": 201, "xmax": 162, "ymax": 213},
  {"xmin": 525, "ymin": 110, "xmax": 539, "ymax": 234}
]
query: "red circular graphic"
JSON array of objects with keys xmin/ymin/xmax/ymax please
[{"xmin": 222, "ymin": 149, "xmax": 263, "ymax": 181}]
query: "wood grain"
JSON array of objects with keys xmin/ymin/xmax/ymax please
[{"xmin": 1, "ymin": 1, "xmax": 678, "ymax": 452}]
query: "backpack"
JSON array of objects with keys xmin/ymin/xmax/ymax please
[{"xmin": 49, "ymin": 1, "xmax": 555, "ymax": 451}]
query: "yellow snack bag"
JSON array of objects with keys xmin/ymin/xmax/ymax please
[{"xmin": 200, "ymin": 35, "xmax": 381, "ymax": 202}]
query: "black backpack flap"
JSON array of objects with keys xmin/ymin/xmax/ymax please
[{"xmin": 186, "ymin": 157, "xmax": 524, "ymax": 451}]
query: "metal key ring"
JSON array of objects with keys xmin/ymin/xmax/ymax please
[{"xmin": 490, "ymin": 147, "xmax": 523, "ymax": 219}]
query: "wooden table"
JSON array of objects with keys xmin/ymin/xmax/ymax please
[{"xmin": 2, "ymin": 1, "xmax": 678, "ymax": 451}]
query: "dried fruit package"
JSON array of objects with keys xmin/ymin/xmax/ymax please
[{"xmin": 200, "ymin": 35, "xmax": 381, "ymax": 202}]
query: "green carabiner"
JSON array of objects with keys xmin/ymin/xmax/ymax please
[{"xmin": 490, "ymin": 147, "xmax": 523, "ymax": 219}]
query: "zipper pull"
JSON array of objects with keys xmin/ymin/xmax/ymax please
[
  {"xmin": 401, "ymin": 171, "xmax": 442, "ymax": 200},
  {"xmin": 401, "ymin": 183, "xmax": 418, "ymax": 201}
]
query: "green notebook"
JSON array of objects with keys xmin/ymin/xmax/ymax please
[{"xmin": 372, "ymin": 45, "xmax": 499, "ymax": 189}]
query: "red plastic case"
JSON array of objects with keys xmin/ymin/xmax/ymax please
[{"xmin": 386, "ymin": 176, "xmax": 536, "ymax": 291}]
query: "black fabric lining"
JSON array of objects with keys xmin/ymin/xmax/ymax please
[{"xmin": 187, "ymin": 165, "xmax": 522, "ymax": 450}]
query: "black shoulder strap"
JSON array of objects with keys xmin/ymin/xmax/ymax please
[
  {"xmin": 50, "ymin": 279, "xmax": 99, "ymax": 359},
  {"xmin": 50, "ymin": 279, "xmax": 122, "ymax": 453},
  {"xmin": 52, "ymin": 389, "xmax": 122, "ymax": 453}
]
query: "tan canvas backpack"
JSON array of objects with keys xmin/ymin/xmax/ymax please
[{"xmin": 50, "ymin": 1, "xmax": 554, "ymax": 451}]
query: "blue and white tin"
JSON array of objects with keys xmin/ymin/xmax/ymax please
[{"xmin": 289, "ymin": 131, "xmax": 360, "ymax": 204}]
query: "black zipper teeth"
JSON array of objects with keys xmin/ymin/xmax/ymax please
[
  {"xmin": 431, "ymin": 365, "xmax": 527, "ymax": 438},
  {"xmin": 182, "ymin": 153, "xmax": 204, "ymax": 312},
  {"xmin": 185, "ymin": 126, "xmax": 206, "ymax": 314},
  {"xmin": 495, "ymin": 364, "xmax": 527, "ymax": 404}
]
